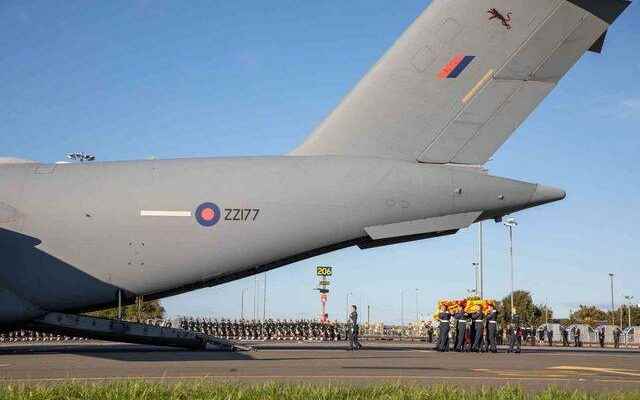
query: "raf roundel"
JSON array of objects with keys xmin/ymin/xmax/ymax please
[{"xmin": 195, "ymin": 202, "xmax": 222, "ymax": 227}]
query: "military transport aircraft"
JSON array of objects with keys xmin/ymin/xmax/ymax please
[{"xmin": 0, "ymin": 0, "xmax": 631, "ymax": 344}]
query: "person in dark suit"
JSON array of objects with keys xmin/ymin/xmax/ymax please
[
  {"xmin": 349, "ymin": 305, "xmax": 362, "ymax": 350},
  {"xmin": 436, "ymin": 305, "xmax": 451, "ymax": 352}
]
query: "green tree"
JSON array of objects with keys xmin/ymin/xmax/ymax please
[
  {"xmin": 608, "ymin": 305, "xmax": 640, "ymax": 328},
  {"xmin": 498, "ymin": 290, "xmax": 536, "ymax": 326},
  {"xmin": 87, "ymin": 300, "xmax": 165, "ymax": 321},
  {"xmin": 569, "ymin": 305, "xmax": 608, "ymax": 327},
  {"xmin": 532, "ymin": 304, "xmax": 554, "ymax": 328}
]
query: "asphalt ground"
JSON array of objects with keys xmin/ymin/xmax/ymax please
[{"xmin": 0, "ymin": 342, "xmax": 638, "ymax": 392}]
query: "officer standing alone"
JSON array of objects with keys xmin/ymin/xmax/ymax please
[
  {"xmin": 426, "ymin": 323, "xmax": 434, "ymax": 344},
  {"xmin": 436, "ymin": 305, "xmax": 451, "ymax": 352},
  {"xmin": 349, "ymin": 305, "xmax": 362, "ymax": 350},
  {"xmin": 507, "ymin": 314, "xmax": 521, "ymax": 353}
]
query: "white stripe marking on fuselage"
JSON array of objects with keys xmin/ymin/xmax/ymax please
[{"xmin": 140, "ymin": 210, "xmax": 192, "ymax": 217}]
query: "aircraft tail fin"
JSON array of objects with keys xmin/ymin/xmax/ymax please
[{"xmin": 292, "ymin": 0, "xmax": 630, "ymax": 164}]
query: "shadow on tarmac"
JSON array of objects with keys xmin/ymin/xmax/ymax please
[{"xmin": 0, "ymin": 344, "xmax": 253, "ymax": 362}]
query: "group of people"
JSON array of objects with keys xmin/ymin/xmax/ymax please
[
  {"xmin": 1, "ymin": 312, "xmax": 632, "ymax": 350},
  {"xmin": 596, "ymin": 325, "xmax": 624, "ymax": 348},
  {"xmin": 177, "ymin": 317, "xmax": 349, "ymax": 342},
  {"xmin": 433, "ymin": 309, "xmax": 632, "ymax": 352},
  {"xmin": 435, "ymin": 303, "xmax": 502, "ymax": 353},
  {"xmin": 0, "ymin": 318, "xmax": 351, "ymax": 345},
  {"xmin": 0, "ymin": 330, "xmax": 88, "ymax": 343}
]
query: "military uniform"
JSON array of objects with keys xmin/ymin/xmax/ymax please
[
  {"xmin": 485, "ymin": 309, "xmax": 498, "ymax": 353},
  {"xmin": 537, "ymin": 327, "xmax": 545, "ymax": 346},
  {"xmin": 573, "ymin": 328, "xmax": 581, "ymax": 347},
  {"xmin": 613, "ymin": 327, "xmax": 621, "ymax": 349},
  {"xmin": 598, "ymin": 327, "xmax": 605, "ymax": 348},
  {"xmin": 436, "ymin": 310, "xmax": 451, "ymax": 352},
  {"xmin": 426, "ymin": 324, "xmax": 434, "ymax": 344},
  {"xmin": 561, "ymin": 326, "xmax": 569, "ymax": 347},
  {"xmin": 507, "ymin": 315, "xmax": 521, "ymax": 353},
  {"xmin": 349, "ymin": 310, "xmax": 361, "ymax": 350},
  {"xmin": 453, "ymin": 311, "xmax": 467, "ymax": 352},
  {"xmin": 471, "ymin": 311, "xmax": 484, "ymax": 352}
]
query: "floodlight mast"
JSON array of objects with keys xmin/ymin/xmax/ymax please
[{"xmin": 503, "ymin": 218, "xmax": 518, "ymax": 318}]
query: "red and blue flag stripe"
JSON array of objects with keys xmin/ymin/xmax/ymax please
[{"xmin": 437, "ymin": 54, "xmax": 475, "ymax": 79}]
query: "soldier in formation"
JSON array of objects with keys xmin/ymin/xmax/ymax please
[
  {"xmin": 453, "ymin": 309, "xmax": 467, "ymax": 352},
  {"xmin": 175, "ymin": 317, "xmax": 343, "ymax": 342},
  {"xmin": 0, "ymin": 330, "xmax": 87, "ymax": 343},
  {"xmin": 613, "ymin": 326, "xmax": 622, "ymax": 348},
  {"xmin": 598, "ymin": 326, "xmax": 606, "ymax": 348},
  {"xmin": 471, "ymin": 309, "xmax": 484, "ymax": 352},
  {"xmin": 436, "ymin": 305, "xmax": 451, "ymax": 352},
  {"xmin": 537, "ymin": 326, "xmax": 545, "ymax": 346},
  {"xmin": 485, "ymin": 304, "xmax": 498, "ymax": 353},
  {"xmin": 561, "ymin": 325, "xmax": 570, "ymax": 347},
  {"xmin": 425, "ymin": 323, "xmax": 434, "ymax": 344},
  {"xmin": 573, "ymin": 327, "xmax": 582, "ymax": 347}
]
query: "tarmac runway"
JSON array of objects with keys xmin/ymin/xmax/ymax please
[{"xmin": 0, "ymin": 342, "xmax": 638, "ymax": 392}]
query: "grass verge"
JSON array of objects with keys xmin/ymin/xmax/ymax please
[{"xmin": 0, "ymin": 382, "xmax": 639, "ymax": 400}]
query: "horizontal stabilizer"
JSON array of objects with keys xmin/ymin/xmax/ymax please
[
  {"xmin": 364, "ymin": 211, "xmax": 482, "ymax": 241},
  {"xmin": 566, "ymin": 0, "xmax": 631, "ymax": 24},
  {"xmin": 588, "ymin": 31, "xmax": 607, "ymax": 53}
]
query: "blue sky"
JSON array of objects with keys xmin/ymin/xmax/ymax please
[{"xmin": 2, "ymin": 1, "xmax": 638, "ymax": 322}]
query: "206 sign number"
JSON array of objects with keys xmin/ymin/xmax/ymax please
[
  {"xmin": 224, "ymin": 208, "xmax": 260, "ymax": 222},
  {"xmin": 316, "ymin": 266, "xmax": 333, "ymax": 277}
]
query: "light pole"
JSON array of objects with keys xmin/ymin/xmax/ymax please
[
  {"xmin": 263, "ymin": 272, "xmax": 267, "ymax": 321},
  {"xmin": 415, "ymin": 289, "xmax": 420, "ymax": 322},
  {"xmin": 478, "ymin": 222, "xmax": 484, "ymax": 299},
  {"xmin": 400, "ymin": 290, "xmax": 406, "ymax": 327},
  {"xmin": 625, "ymin": 295, "xmax": 634, "ymax": 328},
  {"xmin": 609, "ymin": 273, "xmax": 615, "ymax": 323},
  {"xmin": 346, "ymin": 292, "xmax": 353, "ymax": 322},
  {"xmin": 545, "ymin": 297, "xmax": 549, "ymax": 325},
  {"xmin": 472, "ymin": 262, "xmax": 479, "ymax": 295},
  {"xmin": 503, "ymin": 218, "xmax": 518, "ymax": 318},
  {"xmin": 241, "ymin": 288, "xmax": 250, "ymax": 320},
  {"xmin": 254, "ymin": 276, "xmax": 259, "ymax": 320}
]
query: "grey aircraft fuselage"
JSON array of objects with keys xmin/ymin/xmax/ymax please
[
  {"xmin": 4, "ymin": 0, "xmax": 627, "ymax": 327},
  {"xmin": 0, "ymin": 156, "xmax": 563, "ymax": 325}
]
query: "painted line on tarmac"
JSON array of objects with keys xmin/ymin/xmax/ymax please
[
  {"xmin": 474, "ymin": 368, "xmax": 597, "ymax": 378},
  {"xmin": 0, "ymin": 364, "xmax": 10, "ymax": 367},
  {"xmin": 550, "ymin": 366, "xmax": 640, "ymax": 378}
]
